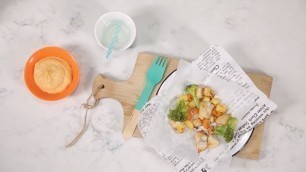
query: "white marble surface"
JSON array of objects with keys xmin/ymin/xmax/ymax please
[{"xmin": 0, "ymin": 0, "xmax": 306, "ymax": 171}]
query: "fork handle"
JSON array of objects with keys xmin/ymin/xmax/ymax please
[
  {"xmin": 122, "ymin": 109, "xmax": 141, "ymax": 139},
  {"xmin": 135, "ymin": 82, "xmax": 154, "ymax": 110},
  {"xmin": 123, "ymin": 82, "xmax": 154, "ymax": 139}
]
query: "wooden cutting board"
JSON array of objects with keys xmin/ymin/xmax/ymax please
[{"xmin": 92, "ymin": 52, "xmax": 273, "ymax": 160}]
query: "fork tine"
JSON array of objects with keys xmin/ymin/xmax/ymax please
[
  {"xmin": 162, "ymin": 58, "xmax": 168, "ymax": 68},
  {"xmin": 160, "ymin": 57, "xmax": 165, "ymax": 67},
  {"xmin": 153, "ymin": 56, "xmax": 168, "ymax": 67},
  {"xmin": 159, "ymin": 57, "xmax": 166, "ymax": 67},
  {"xmin": 156, "ymin": 56, "xmax": 162, "ymax": 65},
  {"xmin": 160, "ymin": 57, "xmax": 165, "ymax": 66},
  {"xmin": 155, "ymin": 56, "xmax": 160, "ymax": 65},
  {"xmin": 153, "ymin": 56, "xmax": 159, "ymax": 64}
]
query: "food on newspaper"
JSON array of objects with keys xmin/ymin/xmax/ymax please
[{"xmin": 168, "ymin": 84, "xmax": 238, "ymax": 153}]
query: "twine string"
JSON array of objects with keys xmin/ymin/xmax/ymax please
[{"xmin": 65, "ymin": 84, "xmax": 104, "ymax": 148}]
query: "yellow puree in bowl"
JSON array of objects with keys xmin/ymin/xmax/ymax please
[{"xmin": 34, "ymin": 56, "xmax": 72, "ymax": 94}]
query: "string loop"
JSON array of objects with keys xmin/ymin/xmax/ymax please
[{"xmin": 65, "ymin": 84, "xmax": 104, "ymax": 148}]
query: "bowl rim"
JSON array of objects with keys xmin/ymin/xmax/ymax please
[{"xmin": 24, "ymin": 46, "xmax": 80, "ymax": 101}]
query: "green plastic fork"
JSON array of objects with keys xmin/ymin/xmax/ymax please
[
  {"xmin": 136, "ymin": 56, "xmax": 168, "ymax": 110},
  {"xmin": 123, "ymin": 56, "xmax": 168, "ymax": 139}
]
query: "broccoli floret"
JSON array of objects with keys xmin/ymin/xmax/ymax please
[
  {"xmin": 185, "ymin": 84, "xmax": 200, "ymax": 108},
  {"xmin": 168, "ymin": 100, "xmax": 187, "ymax": 122},
  {"xmin": 215, "ymin": 117, "xmax": 238, "ymax": 142}
]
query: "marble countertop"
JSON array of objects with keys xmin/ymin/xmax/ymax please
[{"xmin": 1, "ymin": 0, "xmax": 306, "ymax": 171}]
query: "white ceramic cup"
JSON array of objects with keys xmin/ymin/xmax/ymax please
[{"xmin": 94, "ymin": 12, "xmax": 136, "ymax": 51}]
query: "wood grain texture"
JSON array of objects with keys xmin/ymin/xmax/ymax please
[
  {"xmin": 92, "ymin": 52, "xmax": 273, "ymax": 160},
  {"xmin": 235, "ymin": 73, "xmax": 273, "ymax": 160}
]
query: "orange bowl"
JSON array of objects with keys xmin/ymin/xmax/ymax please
[{"xmin": 24, "ymin": 47, "xmax": 79, "ymax": 101}]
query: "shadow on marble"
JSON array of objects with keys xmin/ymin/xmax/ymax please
[
  {"xmin": 0, "ymin": 0, "xmax": 18, "ymax": 20},
  {"xmin": 144, "ymin": 26, "xmax": 210, "ymax": 60},
  {"xmin": 268, "ymin": 76, "xmax": 293, "ymax": 111},
  {"xmin": 226, "ymin": 43, "xmax": 265, "ymax": 72},
  {"xmin": 131, "ymin": 8, "xmax": 160, "ymax": 47},
  {"xmin": 62, "ymin": 44, "xmax": 98, "ymax": 94}
]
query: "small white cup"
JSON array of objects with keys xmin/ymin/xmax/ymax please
[{"xmin": 94, "ymin": 12, "xmax": 136, "ymax": 51}]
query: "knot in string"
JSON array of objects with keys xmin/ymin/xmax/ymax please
[{"xmin": 65, "ymin": 84, "xmax": 104, "ymax": 148}]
